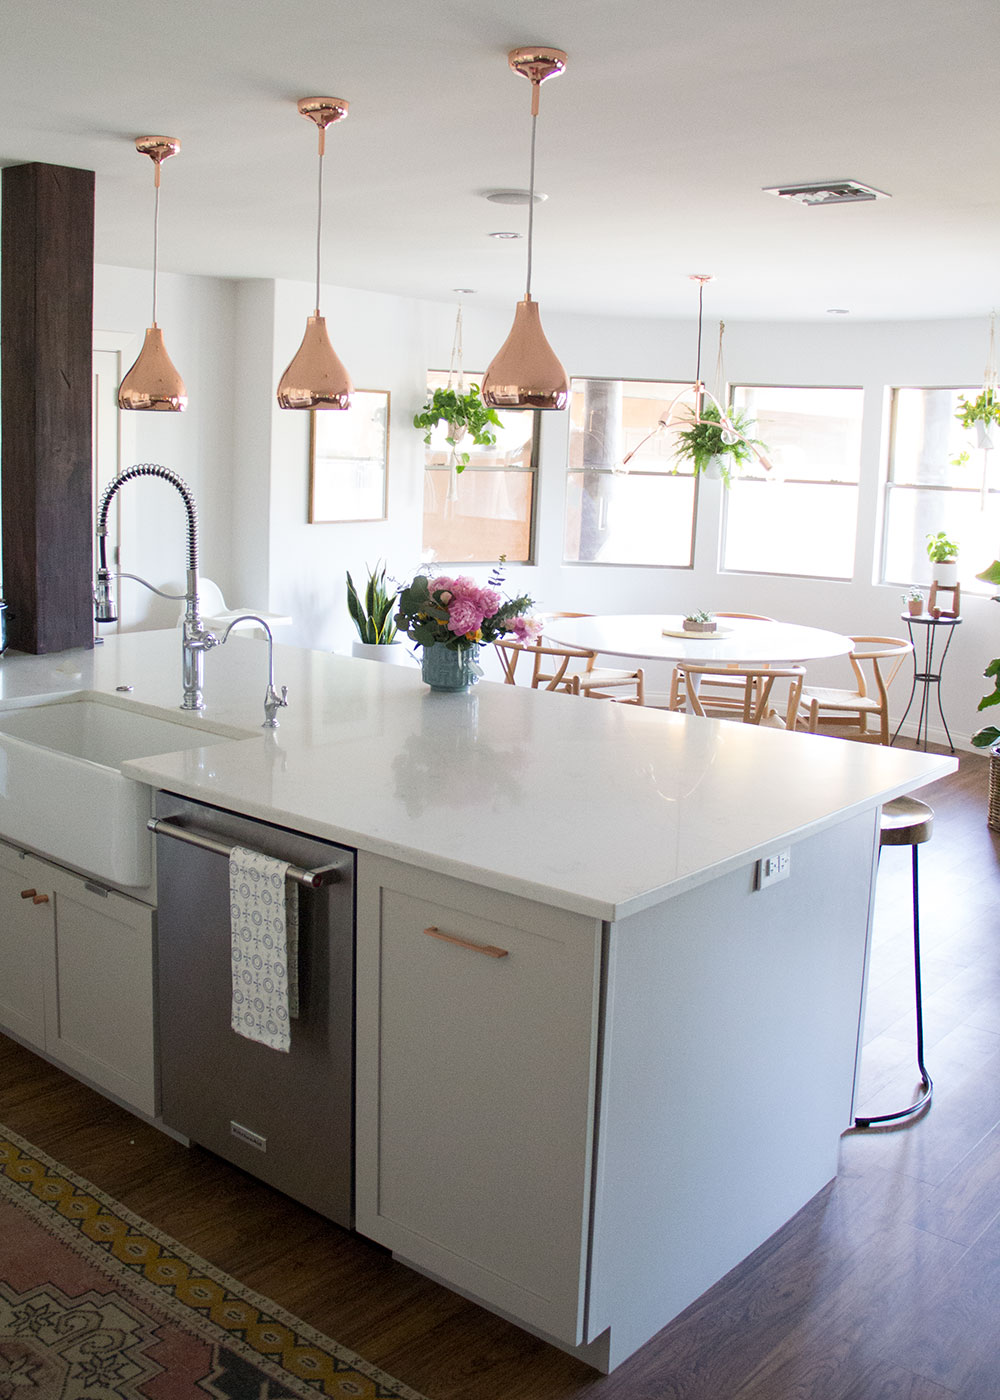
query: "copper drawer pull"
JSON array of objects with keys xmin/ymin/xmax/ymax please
[
  {"xmin": 423, "ymin": 925, "xmax": 509, "ymax": 959},
  {"xmin": 20, "ymin": 889, "xmax": 49, "ymax": 905}
]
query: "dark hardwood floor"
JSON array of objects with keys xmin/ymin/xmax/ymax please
[{"xmin": 2, "ymin": 749, "xmax": 998, "ymax": 1399}]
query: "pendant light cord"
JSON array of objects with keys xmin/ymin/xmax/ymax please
[
  {"xmin": 151, "ymin": 178, "xmax": 160, "ymax": 326},
  {"xmin": 525, "ymin": 110, "xmax": 538, "ymax": 299},
  {"xmin": 315, "ymin": 142, "xmax": 324, "ymax": 316}
]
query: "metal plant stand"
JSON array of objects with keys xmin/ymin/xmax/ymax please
[{"xmin": 892, "ymin": 613, "xmax": 961, "ymax": 752}]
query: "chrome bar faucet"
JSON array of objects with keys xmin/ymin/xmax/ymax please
[
  {"xmin": 218, "ymin": 615, "xmax": 288, "ymax": 727},
  {"xmin": 94, "ymin": 464, "xmax": 218, "ymax": 710}
]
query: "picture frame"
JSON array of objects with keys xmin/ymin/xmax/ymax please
[{"xmin": 308, "ymin": 389, "xmax": 390, "ymax": 523}]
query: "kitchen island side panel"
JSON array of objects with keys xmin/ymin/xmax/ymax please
[{"xmin": 587, "ymin": 808, "xmax": 879, "ymax": 1367}]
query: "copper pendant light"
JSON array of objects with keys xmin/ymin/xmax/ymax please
[
  {"xmin": 482, "ymin": 47, "xmax": 568, "ymax": 412},
  {"xmin": 277, "ymin": 97, "xmax": 353, "ymax": 411},
  {"xmin": 118, "ymin": 137, "xmax": 188, "ymax": 412}
]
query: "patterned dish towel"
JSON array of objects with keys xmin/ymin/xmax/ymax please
[{"xmin": 230, "ymin": 846, "xmax": 299, "ymax": 1052}]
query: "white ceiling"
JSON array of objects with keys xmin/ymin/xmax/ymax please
[{"xmin": 1, "ymin": 0, "xmax": 998, "ymax": 322}]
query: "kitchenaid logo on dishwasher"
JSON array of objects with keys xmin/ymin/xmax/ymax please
[{"xmin": 230, "ymin": 1121, "xmax": 267, "ymax": 1152}]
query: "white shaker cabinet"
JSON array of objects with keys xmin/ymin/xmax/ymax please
[
  {"xmin": 355, "ymin": 855, "xmax": 604, "ymax": 1345},
  {"xmin": 0, "ymin": 840, "xmax": 158, "ymax": 1116}
]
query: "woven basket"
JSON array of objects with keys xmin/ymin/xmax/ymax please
[{"xmin": 989, "ymin": 744, "xmax": 1000, "ymax": 833}]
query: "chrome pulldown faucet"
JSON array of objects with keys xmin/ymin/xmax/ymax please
[{"xmin": 94, "ymin": 465, "xmax": 287, "ymax": 725}]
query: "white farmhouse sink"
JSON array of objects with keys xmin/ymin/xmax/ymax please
[{"xmin": 0, "ymin": 694, "xmax": 238, "ymax": 887}]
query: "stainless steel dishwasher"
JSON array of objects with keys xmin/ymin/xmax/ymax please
[{"xmin": 153, "ymin": 791, "xmax": 355, "ymax": 1228}]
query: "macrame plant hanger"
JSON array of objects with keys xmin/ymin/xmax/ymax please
[{"xmin": 444, "ymin": 298, "xmax": 467, "ymax": 505}]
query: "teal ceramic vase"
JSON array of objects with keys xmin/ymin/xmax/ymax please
[{"xmin": 421, "ymin": 643, "xmax": 481, "ymax": 693}]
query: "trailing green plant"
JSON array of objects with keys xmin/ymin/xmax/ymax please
[
  {"xmin": 346, "ymin": 562, "xmax": 399, "ymax": 645},
  {"xmin": 672, "ymin": 403, "xmax": 767, "ymax": 486},
  {"xmin": 925, "ymin": 531, "xmax": 959, "ymax": 563},
  {"xmin": 971, "ymin": 558, "xmax": 1000, "ymax": 748},
  {"xmin": 412, "ymin": 384, "xmax": 503, "ymax": 471},
  {"xmin": 951, "ymin": 390, "xmax": 1000, "ymax": 466},
  {"xmin": 956, "ymin": 388, "xmax": 1000, "ymax": 430}
]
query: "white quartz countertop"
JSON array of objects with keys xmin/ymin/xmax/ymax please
[{"xmin": 0, "ymin": 631, "xmax": 957, "ymax": 921}]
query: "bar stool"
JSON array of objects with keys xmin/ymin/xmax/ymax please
[{"xmin": 854, "ymin": 795, "xmax": 933, "ymax": 1128}]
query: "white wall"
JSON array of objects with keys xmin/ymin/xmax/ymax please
[
  {"xmin": 96, "ymin": 264, "xmax": 998, "ymax": 748},
  {"xmin": 93, "ymin": 264, "xmax": 238, "ymax": 628}
]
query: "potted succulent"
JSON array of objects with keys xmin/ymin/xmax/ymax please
[
  {"xmin": 673, "ymin": 403, "xmax": 768, "ymax": 486},
  {"xmin": 682, "ymin": 609, "xmax": 717, "ymax": 634},
  {"xmin": 347, "ymin": 563, "xmax": 410, "ymax": 665},
  {"xmin": 902, "ymin": 587, "xmax": 925, "ymax": 617},
  {"xmin": 925, "ymin": 531, "xmax": 959, "ymax": 587},
  {"xmin": 412, "ymin": 383, "xmax": 503, "ymax": 472}
]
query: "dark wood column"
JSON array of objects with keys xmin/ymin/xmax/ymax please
[{"xmin": 2, "ymin": 161, "xmax": 95, "ymax": 653}]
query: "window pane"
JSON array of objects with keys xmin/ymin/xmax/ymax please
[
  {"xmin": 724, "ymin": 482, "xmax": 858, "ymax": 578},
  {"xmin": 568, "ymin": 377, "xmax": 696, "ymax": 475},
  {"xmin": 420, "ymin": 369, "xmax": 536, "ymax": 562},
  {"xmin": 883, "ymin": 386, "xmax": 997, "ymax": 590},
  {"xmin": 883, "ymin": 485, "xmax": 997, "ymax": 588},
  {"xmin": 890, "ymin": 386, "xmax": 982, "ymax": 486},
  {"xmin": 723, "ymin": 386, "xmax": 864, "ymax": 578},
  {"xmin": 423, "ymin": 468, "xmax": 533, "ymax": 565},
  {"xmin": 732, "ymin": 386, "xmax": 863, "ymax": 483},
  {"xmin": 564, "ymin": 471, "xmax": 695, "ymax": 566}
]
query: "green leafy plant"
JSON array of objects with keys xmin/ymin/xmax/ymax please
[
  {"xmin": 685, "ymin": 609, "xmax": 714, "ymax": 623},
  {"xmin": 672, "ymin": 403, "xmax": 767, "ymax": 486},
  {"xmin": 902, "ymin": 587, "xmax": 924, "ymax": 603},
  {"xmin": 971, "ymin": 558, "xmax": 1000, "ymax": 748},
  {"xmin": 925, "ymin": 531, "xmax": 959, "ymax": 563},
  {"xmin": 346, "ymin": 563, "xmax": 399, "ymax": 645},
  {"xmin": 956, "ymin": 389, "xmax": 1000, "ymax": 430},
  {"xmin": 951, "ymin": 390, "xmax": 1000, "ymax": 466},
  {"xmin": 412, "ymin": 384, "xmax": 503, "ymax": 471}
]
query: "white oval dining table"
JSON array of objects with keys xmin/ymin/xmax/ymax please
[{"xmin": 545, "ymin": 614, "xmax": 853, "ymax": 667}]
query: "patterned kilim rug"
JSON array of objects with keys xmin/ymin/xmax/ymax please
[{"xmin": 0, "ymin": 1124, "xmax": 430, "ymax": 1400}]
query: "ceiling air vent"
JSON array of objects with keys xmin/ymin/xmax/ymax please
[{"xmin": 762, "ymin": 180, "xmax": 890, "ymax": 206}]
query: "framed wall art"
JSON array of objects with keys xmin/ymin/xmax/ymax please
[{"xmin": 309, "ymin": 389, "xmax": 390, "ymax": 523}]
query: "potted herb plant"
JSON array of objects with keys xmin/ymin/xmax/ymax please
[
  {"xmin": 412, "ymin": 383, "xmax": 503, "ymax": 471},
  {"xmin": 902, "ymin": 587, "xmax": 925, "ymax": 617},
  {"xmin": 926, "ymin": 531, "xmax": 959, "ymax": 587},
  {"xmin": 347, "ymin": 563, "xmax": 409, "ymax": 665},
  {"xmin": 672, "ymin": 403, "xmax": 768, "ymax": 486}
]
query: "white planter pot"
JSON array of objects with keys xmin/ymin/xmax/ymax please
[
  {"xmin": 350, "ymin": 640, "xmax": 415, "ymax": 667},
  {"xmin": 702, "ymin": 456, "xmax": 726, "ymax": 481},
  {"xmin": 976, "ymin": 421, "xmax": 994, "ymax": 451},
  {"xmin": 931, "ymin": 560, "xmax": 958, "ymax": 588}
]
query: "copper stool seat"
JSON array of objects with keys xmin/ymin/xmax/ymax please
[{"xmin": 854, "ymin": 795, "xmax": 933, "ymax": 1129}]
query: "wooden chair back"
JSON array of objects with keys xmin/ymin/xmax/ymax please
[
  {"xmin": 680, "ymin": 662, "xmax": 806, "ymax": 730},
  {"xmin": 802, "ymin": 636, "xmax": 911, "ymax": 744},
  {"xmin": 493, "ymin": 638, "xmax": 593, "ymax": 693}
]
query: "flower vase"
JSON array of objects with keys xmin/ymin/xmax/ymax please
[{"xmin": 421, "ymin": 643, "xmax": 481, "ymax": 693}]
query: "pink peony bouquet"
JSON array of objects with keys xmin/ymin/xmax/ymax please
[{"xmin": 395, "ymin": 570, "xmax": 538, "ymax": 652}]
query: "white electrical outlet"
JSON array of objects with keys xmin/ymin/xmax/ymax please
[{"xmin": 756, "ymin": 848, "xmax": 791, "ymax": 890}]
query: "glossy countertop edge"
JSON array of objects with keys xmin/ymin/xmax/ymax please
[{"xmin": 0, "ymin": 632, "xmax": 958, "ymax": 922}]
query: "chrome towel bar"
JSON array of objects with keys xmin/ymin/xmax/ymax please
[{"xmin": 148, "ymin": 817, "xmax": 341, "ymax": 888}]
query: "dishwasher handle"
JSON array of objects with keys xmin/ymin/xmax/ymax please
[{"xmin": 148, "ymin": 817, "xmax": 342, "ymax": 889}]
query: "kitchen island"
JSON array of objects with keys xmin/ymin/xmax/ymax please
[{"xmin": 0, "ymin": 631, "xmax": 956, "ymax": 1371}]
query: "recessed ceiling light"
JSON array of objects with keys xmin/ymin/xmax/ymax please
[
  {"xmin": 489, "ymin": 231, "xmax": 522, "ymax": 240},
  {"xmin": 762, "ymin": 180, "xmax": 889, "ymax": 206},
  {"xmin": 483, "ymin": 189, "xmax": 548, "ymax": 205},
  {"xmin": 827, "ymin": 308, "xmax": 850, "ymax": 315}
]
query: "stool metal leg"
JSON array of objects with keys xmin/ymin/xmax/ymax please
[{"xmin": 855, "ymin": 844, "xmax": 933, "ymax": 1128}]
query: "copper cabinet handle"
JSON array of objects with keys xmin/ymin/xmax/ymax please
[
  {"xmin": 20, "ymin": 889, "xmax": 49, "ymax": 905},
  {"xmin": 423, "ymin": 925, "xmax": 509, "ymax": 959},
  {"xmin": 20, "ymin": 889, "xmax": 36, "ymax": 899}
]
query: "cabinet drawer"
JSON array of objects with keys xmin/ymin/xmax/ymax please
[{"xmin": 356, "ymin": 856, "xmax": 603, "ymax": 1345}]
